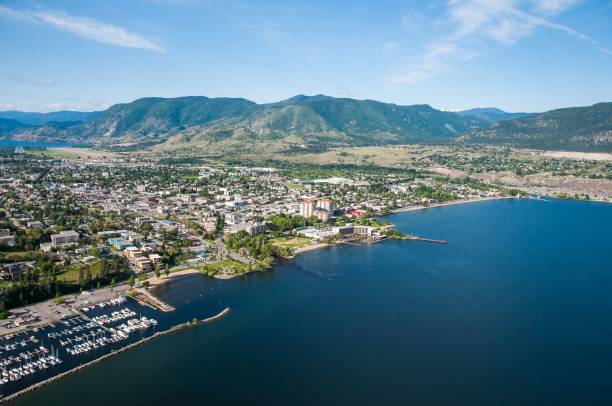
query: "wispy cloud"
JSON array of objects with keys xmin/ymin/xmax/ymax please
[
  {"xmin": 3, "ymin": 72, "xmax": 58, "ymax": 86},
  {"xmin": 390, "ymin": 0, "xmax": 610, "ymax": 84},
  {"xmin": 0, "ymin": 5, "xmax": 165, "ymax": 53}
]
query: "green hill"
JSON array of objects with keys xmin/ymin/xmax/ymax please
[
  {"xmin": 2, "ymin": 96, "xmax": 611, "ymax": 152},
  {"xmin": 0, "ymin": 95, "xmax": 487, "ymax": 149}
]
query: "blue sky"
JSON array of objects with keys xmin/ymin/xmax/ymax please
[{"xmin": 0, "ymin": 0, "xmax": 611, "ymax": 113}]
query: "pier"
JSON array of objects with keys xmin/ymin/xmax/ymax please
[{"xmin": 410, "ymin": 237, "xmax": 447, "ymax": 244}]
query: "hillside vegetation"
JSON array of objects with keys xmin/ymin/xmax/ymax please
[
  {"xmin": 1, "ymin": 96, "xmax": 611, "ymax": 152},
  {"xmin": 0, "ymin": 95, "xmax": 487, "ymax": 149},
  {"xmin": 459, "ymin": 103, "xmax": 612, "ymax": 151}
]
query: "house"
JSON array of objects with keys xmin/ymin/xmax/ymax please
[
  {"xmin": 0, "ymin": 261, "xmax": 35, "ymax": 280},
  {"xmin": 0, "ymin": 229, "xmax": 16, "ymax": 247}
]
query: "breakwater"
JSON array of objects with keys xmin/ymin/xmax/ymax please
[{"xmin": 0, "ymin": 307, "xmax": 231, "ymax": 404}]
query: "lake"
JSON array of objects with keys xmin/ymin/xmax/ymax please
[
  {"xmin": 10, "ymin": 198, "xmax": 612, "ymax": 405},
  {"xmin": 0, "ymin": 140, "xmax": 79, "ymax": 148}
]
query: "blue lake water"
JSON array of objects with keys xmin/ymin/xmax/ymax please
[
  {"xmin": 0, "ymin": 140, "xmax": 78, "ymax": 148},
  {"xmin": 10, "ymin": 198, "xmax": 612, "ymax": 405}
]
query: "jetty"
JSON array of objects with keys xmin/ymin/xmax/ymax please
[
  {"xmin": 410, "ymin": 237, "xmax": 447, "ymax": 244},
  {"xmin": 128, "ymin": 288, "xmax": 175, "ymax": 312}
]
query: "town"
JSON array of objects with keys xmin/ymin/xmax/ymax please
[{"xmin": 0, "ymin": 146, "xmax": 519, "ymax": 320}]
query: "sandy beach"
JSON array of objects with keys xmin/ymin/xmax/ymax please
[
  {"xmin": 391, "ymin": 196, "xmax": 518, "ymax": 213},
  {"xmin": 293, "ymin": 242, "xmax": 331, "ymax": 255},
  {"xmin": 144, "ymin": 268, "xmax": 202, "ymax": 287}
]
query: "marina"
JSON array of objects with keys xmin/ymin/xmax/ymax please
[
  {"xmin": 0, "ymin": 294, "xmax": 164, "ymax": 400},
  {"xmin": 0, "ymin": 278, "xmax": 232, "ymax": 403}
]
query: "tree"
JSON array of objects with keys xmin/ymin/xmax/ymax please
[
  {"xmin": 54, "ymin": 293, "xmax": 64, "ymax": 305},
  {"xmin": 164, "ymin": 264, "xmax": 170, "ymax": 278},
  {"xmin": 127, "ymin": 275, "xmax": 135, "ymax": 289},
  {"xmin": 215, "ymin": 214, "xmax": 225, "ymax": 238},
  {"xmin": 78, "ymin": 268, "xmax": 85, "ymax": 287},
  {"xmin": 154, "ymin": 265, "xmax": 161, "ymax": 279},
  {"xmin": 110, "ymin": 277, "xmax": 117, "ymax": 291},
  {"xmin": 91, "ymin": 246, "xmax": 101, "ymax": 258}
]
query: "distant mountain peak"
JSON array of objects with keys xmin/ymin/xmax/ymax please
[{"xmin": 457, "ymin": 107, "xmax": 533, "ymax": 124}]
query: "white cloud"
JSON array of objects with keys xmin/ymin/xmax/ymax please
[
  {"xmin": 390, "ymin": 0, "xmax": 609, "ymax": 84},
  {"xmin": 529, "ymin": 0, "xmax": 582, "ymax": 15},
  {"xmin": 599, "ymin": 47, "xmax": 612, "ymax": 56},
  {"xmin": 0, "ymin": 5, "xmax": 165, "ymax": 53}
]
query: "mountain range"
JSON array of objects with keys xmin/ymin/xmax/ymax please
[
  {"xmin": 456, "ymin": 107, "xmax": 533, "ymax": 124},
  {"xmin": 1, "ymin": 96, "xmax": 610, "ymax": 152}
]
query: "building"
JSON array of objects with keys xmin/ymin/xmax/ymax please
[
  {"xmin": 332, "ymin": 225, "xmax": 375, "ymax": 238},
  {"xmin": 0, "ymin": 261, "xmax": 34, "ymax": 280},
  {"xmin": 124, "ymin": 247, "xmax": 153, "ymax": 273},
  {"xmin": 345, "ymin": 209, "xmax": 366, "ymax": 218},
  {"xmin": 300, "ymin": 199, "xmax": 315, "ymax": 218},
  {"xmin": 0, "ymin": 229, "xmax": 16, "ymax": 247},
  {"xmin": 296, "ymin": 227, "xmax": 336, "ymax": 241},
  {"xmin": 97, "ymin": 230, "xmax": 127, "ymax": 239},
  {"xmin": 246, "ymin": 222, "xmax": 268, "ymax": 236},
  {"xmin": 148, "ymin": 253, "xmax": 163, "ymax": 266},
  {"xmin": 27, "ymin": 221, "xmax": 43, "ymax": 229},
  {"xmin": 317, "ymin": 198, "xmax": 336, "ymax": 215},
  {"xmin": 107, "ymin": 237, "xmax": 134, "ymax": 250},
  {"xmin": 314, "ymin": 209, "xmax": 331, "ymax": 222},
  {"xmin": 51, "ymin": 230, "xmax": 80, "ymax": 245}
]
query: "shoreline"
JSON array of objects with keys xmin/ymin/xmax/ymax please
[
  {"xmin": 390, "ymin": 196, "xmax": 519, "ymax": 214},
  {"xmin": 288, "ymin": 197, "xmax": 518, "ymax": 257}
]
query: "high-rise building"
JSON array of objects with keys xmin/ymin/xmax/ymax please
[
  {"xmin": 314, "ymin": 209, "xmax": 330, "ymax": 222},
  {"xmin": 300, "ymin": 199, "xmax": 315, "ymax": 218},
  {"xmin": 317, "ymin": 198, "xmax": 336, "ymax": 215}
]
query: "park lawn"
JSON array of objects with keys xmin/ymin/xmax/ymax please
[
  {"xmin": 270, "ymin": 236, "xmax": 313, "ymax": 249},
  {"xmin": 200, "ymin": 259, "xmax": 254, "ymax": 275},
  {"xmin": 26, "ymin": 148, "xmax": 78, "ymax": 160}
]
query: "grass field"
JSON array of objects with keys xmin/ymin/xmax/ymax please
[
  {"xmin": 270, "ymin": 236, "xmax": 313, "ymax": 250},
  {"xmin": 27, "ymin": 147, "xmax": 123, "ymax": 161},
  {"xmin": 199, "ymin": 259, "xmax": 253, "ymax": 275},
  {"xmin": 56, "ymin": 259, "xmax": 104, "ymax": 283}
]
